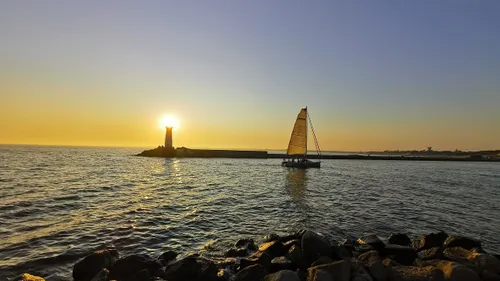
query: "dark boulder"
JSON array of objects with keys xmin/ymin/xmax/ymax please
[
  {"xmin": 481, "ymin": 270, "xmax": 500, "ymax": 281},
  {"xmin": 233, "ymin": 264, "xmax": 268, "ymax": 281},
  {"xmin": 306, "ymin": 269, "xmax": 334, "ymax": 281},
  {"xmin": 109, "ymin": 254, "xmax": 161, "ymax": 281},
  {"xmin": 307, "ymin": 260, "xmax": 350, "ymax": 281},
  {"xmin": 331, "ymin": 245, "xmax": 352, "ymax": 260},
  {"xmin": 90, "ymin": 269, "xmax": 109, "ymax": 281},
  {"xmin": 390, "ymin": 265, "xmax": 445, "ymax": 281},
  {"xmin": 279, "ymin": 234, "xmax": 298, "ymax": 244},
  {"xmin": 301, "ymin": 231, "xmax": 331, "ymax": 265},
  {"xmin": 382, "ymin": 258, "xmax": 402, "ymax": 267},
  {"xmin": 435, "ymin": 260, "xmax": 480, "ymax": 281},
  {"xmin": 225, "ymin": 248, "xmax": 248, "ymax": 257},
  {"xmin": 241, "ymin": 251, "xmax": 273, "ymax": 270},
  {"xmin": 158, "ymin": 250, "xmax": 178, "ymax": 265},
  {"xmin": 380, "ymin": 245, "xmax": 417, "ymax": 265},
  {"xmin": 357, "ymin": 234, "xmax": 385, "ymax": 252},
  {"xmin": 411, "ymin": 231, "xmax": 448, "ymax": 251},
  {"xmin": 443, "ymin": 235, "xmax": 481, "ymax": 250},
  {"xmin": 236, "ymin": 238, "xmax": 258, "ymax": 251},
  {"xmin": 264, "ymin": 270, "xmax": 301, "ymax": 281},
  {"xmin": 73, "ymin": 248, "xmax": 119, "ymax": 281},
  {"xmin": 358, "ymin": 250, "xmax": 390, "ymax": 281},
  {"xmin": 270, "ymin": 256, "xmax": 294, "ymax": 272},
  {"xmin": 164, "ymin": 256, "xmax": 217, "ymax": 281},
  {"xmin": 311, "ymin": 256, "xmax": 333, "ymax": 267},
  {"xmin": 388, "ymin": 233, "xmax": 411, "ymax": 246},
  {"xmin": 129, "ymin": 269, "xmax": 150, "ymax": 281},
  {"xmin": 354, "ymin": 244, "xmax": 375, "ymax": 254},
  {"xmin": 417, "ymin": 247, "xmax": 442, "ymax": 260},
  {"xmin": 14, "ymin": 274, "xmax": 45, "ymax": 281},
  {"xmin": 283, "ymin": 239, "xmax": 300, "ymax": 251},
  {"xmin": 287, "ymin": 245, "xmax": 307, "ymax": 269},
  {"xmin": 260, "ymin": 241, "xmax": 286, "ymax": 258}
]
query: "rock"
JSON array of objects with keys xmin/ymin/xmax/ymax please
[
  {"xmin": 468, "ymin": 252, "xmax": 500, "ymax": 274},
  {"xmin": 287, "ymin": 245, "xmax": 307, "ymax": 269},
  {"xmin": 283, "ymin": 240, "xmax": 300, "ymax": 251},
  {"xmin": 331, "ymin": 245, "xmax": 352, "ymax": 260},
  {"xmin": 357, "ymin": 234, "xmax": 386, "ymax": 251},
  {"xmin": 226, "ymin": 248, "xmax": 248, "ymax": 257},
  {"xmin": 264, "ymin": 234, "xmax": 281, "ymax": 242},
  {"xmin": 388, "ymin": 234, "xmax": 412, "ymax": 246},
  {"xmin": 241, "ymin": 251, "xmax": 273, "ymax": 270},
  {"xmin": 90, "ymin": 269, "xmax": 109, "ymax": 281},
  {"xmin": 301, "ymin": 231, "xmax": 331, "ymax": 265},
  {"xmin": 435, "ymin": 260, "xmax": 480, "ymax": 281},
  {"xmin": 382, "ymin": 258, "xmax": 402, "ymax": 267},
  {"xmin": 412, "ymin": 231, "xmax": 448, "ymax": 251},
  {"xmin": 264, "ymin": 270, "xmax": 301, "ymax": 281},
  {"xmin": 270, "ymin": 256, "xmax": 294, "ymax": 272},
  {"xmin": 73, "ymin": 248, "xmax": 119, "ymax": 281},
  {"xmin": 279, "ymin": 234, "xmax": 299, "ymax": 244},
  {"xmin": 380, "ymin": 245, "xmax": 417, "ymax": 265},
  {"xmin": 471, "ymin": 246, "xmax": 486, "ymax": 254},
  {"xmin": 307, "ymin": 260, "xmax": 350, "ymax": 281},
  {"xmin": 218, "ymin": 268, "xmax": 231, "ymax": 281},
  {"xmin": 306, "ymin": 269, "xmax": 334, "ymax": 281},
  {"xmin": 311, "ymin": 256, "xmax": 333, "ymax": 267},
  {"xmin": 158, "ymin": 250, "xmax": 178, "ymax": 265},
  {"xmin": 443, "ymin": 235, "xmax": 481, "ymax": 250},
  {"xmin": 109, "ymin": 254, "xmax": 161, "ymax": 281},
  {"xmin": 130, "ymin": 269, "xmax": 150, "ymax": 281},
  {"xmin": 355, "ymin": 244, "xmax": 375, "ymax": 254},
  {"xmin": 233, "ymin": 264, "xmax": 268, "ymax": 281},
  {"xmin": 417, "ymin": 247, "xmax": 442, "ymax": 261},
  {"xmin": 494, "ymin": 254, "xmax": 500, "ymax": 261},
  {"xmin": 260, "ymin": 241, "xmax": 287, "ymax": 257},
  {"xmin": 164, "ymin": 256, "xmax": 217, "ymax": 281},
  {"xmin": 443, "ymin": 247, "xmax": 471, "ymax": 263},
  {"xmin": 14, "ymin": 274, "xmax": 45, "ymax": 281},
  {"xmin": 342, "ymin": 236, "xmax": 358, "ymax": 246},
  {"xmin": 358, "ymin": 251, "xmax": 389, "ymax": 281},
  {"xmin": 481, "ymin": 270, "xmax": 500, "ymax": 281},
  {"xmin": 391, "ymin": 265, "xmax": 445, "ymax": 281},
  {"xmin": 350, "ymin": 259, "xmax": 374, "ymax": 281},
  {"xmin": 236, "ymin": 238, "xmax": 256, "ymax": 249}
]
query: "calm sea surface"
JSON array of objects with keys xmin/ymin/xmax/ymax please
[{"xmin": 1, "ymin": 145, "xmax": 499, "ymax": 280}]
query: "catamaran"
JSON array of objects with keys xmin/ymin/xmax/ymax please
[{"xmin": 282, "ymin": 107, "xmax": 321, "ymax": 168}]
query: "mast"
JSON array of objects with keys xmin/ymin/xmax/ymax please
[{"xmin": 305, "ymin": 106, "xmax": 308, "ymax": 158}]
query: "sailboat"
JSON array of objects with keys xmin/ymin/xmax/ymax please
[{"xmin": 282, "ymin": 107, "xmax": 321, "ymax": 168}]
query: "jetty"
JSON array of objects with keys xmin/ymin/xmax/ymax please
[{"xmin": 137, "ymin": 147, "xmax": 500, "ymax": 162}]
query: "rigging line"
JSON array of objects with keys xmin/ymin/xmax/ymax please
[{"xmin": 308, "ymin": 112, "xmax": 321, "ymax": 157}]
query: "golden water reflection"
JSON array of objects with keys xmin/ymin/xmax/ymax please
[{"xmin": 284, "ymin": 169, "xmax": 308, "ymax": 201}]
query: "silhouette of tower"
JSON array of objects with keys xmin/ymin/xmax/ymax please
[{"xmin": 165, "ymin": 127, "xmax": 173, "ymax": 148}]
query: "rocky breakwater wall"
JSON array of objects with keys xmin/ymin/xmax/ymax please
[{"xmin": 14, "ymin": 230, "xmax": 500, "ymax": 281}]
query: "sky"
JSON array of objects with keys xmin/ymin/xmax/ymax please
[{"xmin": 1, "ymin": 1, "xmax": 499, "ymax": 151}]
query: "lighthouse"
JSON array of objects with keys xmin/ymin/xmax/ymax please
[{"xmin": 165, "ymin": 126, "xmax": 173, "ymax": 148}]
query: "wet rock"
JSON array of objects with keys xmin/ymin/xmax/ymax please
[
  {"xmin": 471, "ymin": 246, "xmax": 486, "ymax": 253},
  {"xmin": 233, "ymin": 264, "xmax": 268, "ymax": 281},
  {"xmin": 217, "ymin": 268, "xmax": 231, "ymax": 281},
  {"xmin": 279, "ymin": 234, "xmax": 298, "ymax": 244},
  {"xmin": 310, "ymin": 256, "xmax": 333, "ymax": 267},
  {"xmin": 411, "ymin": 231, "xmax": 448, "ymax": 251},
  {"xmin": 350, "ymin": 259, "xmax": 374, "ymax": 281},
  {"xmin": 357, "ymin": 234, "xmax": 385, "ymax": 251},
  {"xmin": 388, "ymin": 233, "xmax": 412, "ymax": 246},
  {"xmin": 270, "ymin": 256, "xmax": 294, "ymax": 272},
  {"xmin": 73, "ymin": 248, "xmax": 119, "ymax": 281},
  {"xmin": 283, "ymin": 240, "xmax": 300, "ymax": 251},
  {"xmin": 391, "ymin": 265, "xmax": 445, "ymax": 281},
  {"xmin": 225, "ymin": 248, "xmax": 248, "ymax": 257},
  {"xmin": 301, "ymin": 231, "xmax": 331, "ymax": 265},
  {"xmin": 264, "ymin": 270, "xmax": 301, "ymax": 281},
  {"xmin": 481, "ymin": 270, "xmax": 500, "ymax": 281},
  {"xmin": 264, "ymin": 234, "xmax": 281, "ymax": 242},
  {"xmin": 355, "ymin": 244, "xmax": 375, "ymax": 254},
  {"xmin": 287, "ymin": 245, "xmax": 307, "ymax": 269},
  {"xmin": 307, "ymin": 260, "xmax": 350, "ymax": 281},
  {"xmin": 382, "ymin": 258, "xmax": 402, "ymax": 267},
  {"xmin": 417, "ymin": 247, "xmax": 442, "ymax": 261},
  {"xmin": 14, "ymin": 274, "xmax": 45, "ymax": 281},
  {"xmin": 241, "ymin": 251, "xmax": 273, "ymax": 270},
  {"xmin": 358, "ymin": 251, "xmax": 389, "ymax": 281},
  {"xmin": 435, "ymin": 260, "xmax": 480, "ymax": 281},
  {"xmin": 443, "ymin": 247, "xmax": 471, "ymax": 262},
  {"xmin": 164, "ymin": 256, "xmax": 217, "ymax": 281},
  {"xmin": 494, "ymin": 254, "xmax": 500, "ymax": 261},
  {"xmin": 260, "ymin": 241, "xmax": 287, "ymax": 257},
  {"xmin": 236, "ymin": 238, "xmax": 258, "ymax": 251},
  {"xmin": 306, "ymin": 269, "xmax": 333, "ymax": 281},
  {"xmin": 130, "ymin": 269, "xmax": 150, "ymax": 281},
  {"xmin": 380, "ymin": 245, "xmax": 417, "ymax": 265},
  {"xmin": 90, "ymin": 269, "xmax": 109, "ymax": 281},
  {"xmin": 341, "ymin": 236, "xmax": 358, "ymax": 246},
  {"xmin": 158, "ymin": 250, "xmax": 178, "ymax": 265},
  {"xmin": 109, "ymin": 254, "xmax": 161, "ymax": 281},
  {"xmin": 331, "ymin": 245, "xmax": 352, "ymax": 260},
  {"xmin": 443, "ymin": 235, "xmax": 481, "ymax": 250},
  {"xmin": 468, "ymin": 252, "xmax": 500, "ymax": 274}
]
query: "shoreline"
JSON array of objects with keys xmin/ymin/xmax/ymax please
[
  {"xmin": 137, "ymin": 147, "xmax": 500, "ymax": 162},
  {"xmin": 15, "ymin": 230, "xmax": 500, "ymax": 281}
]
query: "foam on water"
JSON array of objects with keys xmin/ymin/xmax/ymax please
[{"xmin": 1, "ymin": 145, "xmax": 499, "ymax": 280}]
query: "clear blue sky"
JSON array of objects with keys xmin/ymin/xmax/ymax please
[{"xmin": 1, "ymin": 1, "xmax": 499, "ymax": 150}]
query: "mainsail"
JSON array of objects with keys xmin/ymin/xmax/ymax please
[{"xmin": 286, "ymin": 108, "xmax": 307, "ymax": 155}]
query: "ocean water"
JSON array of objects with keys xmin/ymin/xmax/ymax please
[{"xmin": 1, "ymin": 145, "xmax": 499, "ymax": 280}]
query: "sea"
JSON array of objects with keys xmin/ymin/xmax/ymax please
[{"xmin": 1, "ymin": 145, "xmax": 499, "ymax": 280}]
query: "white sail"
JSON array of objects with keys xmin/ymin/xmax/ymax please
[{"xmin": 287, "ymin": 108, "xmax": 307, "ymax": 155}]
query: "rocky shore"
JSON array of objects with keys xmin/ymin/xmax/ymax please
[{"xmin": 15, "ymin": 230, "xmax": 500, "ymax": 281}]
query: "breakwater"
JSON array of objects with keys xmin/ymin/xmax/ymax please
[
  {"xmin": 137, "ymin": 147, "xmax": 500, "ymax": 162},
  {"xmin": 15, "ymin": 230, "xmax": 500, "ymax": 281}
]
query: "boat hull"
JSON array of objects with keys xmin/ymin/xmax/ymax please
[{"xmin": 281, "ymin": 160, "xmax": 321, "ymax": 169}]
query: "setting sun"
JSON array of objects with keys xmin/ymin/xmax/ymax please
[{"xmin": 159, "ymin": 115, "xmax": 180, "ymax": 129}]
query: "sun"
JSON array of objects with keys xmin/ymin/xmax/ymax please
[{"xmin": 159, "ymin": 115, "xmax": 180, "ymax": 129}]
